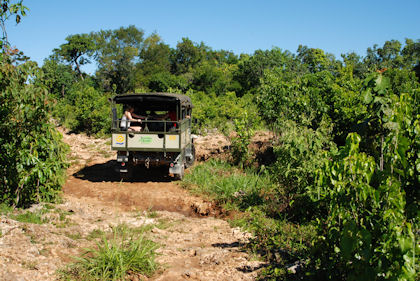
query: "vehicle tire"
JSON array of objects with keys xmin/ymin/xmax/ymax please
[{"xmin": 185, "ymin": 143, "xmax": 196, "ymax": 168}]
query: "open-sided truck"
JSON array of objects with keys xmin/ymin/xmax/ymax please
[{"xmin": 110, "ymin": 93, "xmax": 195, "ymax": 180}]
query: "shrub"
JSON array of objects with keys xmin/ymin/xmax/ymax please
[
  {"xmin": 53, "ymin": 80, "xmax": 111, "ymax": 136},
  {"xmin": 0, "ymin": 56, "xmax": 68, "ymax": 207},
  {"xmin": 188, "ymin": 90, "xmax": 262, "ymax": 134},
  {"xmin": 266, "ymin": 119, "xmax": 335, "ymax": 220},
  {"xmin": 310, "ymin": 133, "xmax": 418, "ymax": 280},
  {"xmin": 230, "ymin": 112, "xmax": 254, "ymax": 167}
]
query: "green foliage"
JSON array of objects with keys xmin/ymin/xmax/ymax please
[
  {"xmin": 41, "ymin": 56, "xmax": 77, "ymax": 98},
  {"xmin": 147, "ymin": 71, "xmax": 188, "ymax": 92},
  {"xmin": 244, "ymin": 210, "xmax": 316, "ymax": 279},
  {"xmin": 192, "ymin": 61, "xmax": 240, "ymax": 95},
  {"xmin": 255, "ymin": 43, "xmax": 419, "ymax": 279},
  {"xmin": 53, "ymin": 80, "xmax": 111, "ymax": 136},
  {"xmin": 305, "ymin": 72, "xmax": 419, "ymax": 280},
  {"xmin": 61, "ymin": 225, "xmax": 158, "ymax": 281},
  {"xmin": 171, "ymin": 37, "xmax": 206, "ymax": 75},
  {"xmin": 230, "ymin": 112, "xmax": 254, "ymax": 167},
  {"xmin": 54, "ymin": 33, "xmax": 95, "ymax": 79},
  {"xmin": 12, "ymin": 210, "xmax": 48, "ymax": 224},
  {"xmin": 310, "ymin": 134, "xmax": 418, "ymax": 280},
  {"xmin": 0, "ymin": 57, "xmax": 68, "ymax": 207},
  {"xmin": 234, "ymin": 48, "xmax": 296, "ymax": 95},
  {"xmin": 0, "ymin": 203, "xmax": 13, "ymax": 215},
  {"xmin": 188, "ymin": 90, "xmax": 262, "ymax": 134},
  {"xmin": 182, "ymin": 159, "xmax": 272, "ymax": 210},
  {"xmin": 258, "ymin": 69, "xmax": 337, "ymax": 130},
  {"xmin": 265, "ymin": 120, "xmax": 335, "ymax": 221},
  {"xmin": 0, "ymin": 0, "xmax": 28, "ymax": 51},
  {"xmin": 92, "ymin": 25, "xmax": 144, "ymax": 93}
]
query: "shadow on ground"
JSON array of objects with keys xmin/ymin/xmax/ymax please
[{"xmin": 73, "ymin": 160, "xmax": 174, "ymax": 183}]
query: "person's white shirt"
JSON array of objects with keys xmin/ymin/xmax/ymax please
[{"xmin": 120, "ymin": 115, "xmax": 130, "ymax": 129}]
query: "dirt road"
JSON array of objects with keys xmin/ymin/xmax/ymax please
[{"xmin": 0, "ymin": 129, "xmax": 264, "ymax": 280}]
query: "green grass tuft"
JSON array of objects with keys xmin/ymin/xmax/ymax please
[
  {"xmin": 182, "ymin": 159, "xmax": 272, "ymax": 210},
  {"xmin": 12, "ymin": 211, "xmax": 48, "ymax": 224},
  {"xmin": 60, "ymin": 224, "xmax": 158, "ymax": 280}
]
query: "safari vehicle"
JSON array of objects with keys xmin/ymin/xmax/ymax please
[{"xmin": 110, "ymin": 93, "xmax": 195, "ymax": 180}]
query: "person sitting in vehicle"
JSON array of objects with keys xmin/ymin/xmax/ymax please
[
  {"xmin": 120, "ymin": 106, "xmax": 144, "ymax": 131},
  {"xmin": 146, "ymin": 110, "xmax": 178, "ymax": 131}
]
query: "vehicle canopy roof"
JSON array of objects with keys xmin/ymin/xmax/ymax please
[{"xmin": 112, "ymin": 93, "xmax": 193, "ymax": 111}]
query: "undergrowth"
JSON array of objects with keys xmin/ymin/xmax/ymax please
[
  {"xmin": 59, "ymin": 224, "xmax": 158, "ymax": 281},
  {"xmin": 182, "ymin": 158, "xmax": 317, "ymax": 278},
  {"xmin": 182, "ymin": 159, "xmax": 273, "ymax": 210}
]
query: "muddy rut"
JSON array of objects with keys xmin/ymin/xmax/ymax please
[{"xmin": 0, "ymin": 129, "xmax": 265, "ymax": 281}]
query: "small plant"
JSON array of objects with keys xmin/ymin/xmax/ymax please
[
  {"xmin": 86, "ymin": 229, "xmax": 106, "ymax": 241},
  {"xmin": 146, "ymin": 208, "xmax": 159, "ymax": 219},
  {"xmin": 12, "ymin": 210, "xmax": 48, "ymax": 224},
  {"xmin": 65, "ymin": 232, "xmax": 82, "ymax": 240},
  {"xmin": 0, "ymin": 203, "xmax": 13, "ymax": 215},
  {"xmin": 61, "ymin": 225, "xmax": 158, "ymax": 280},
  {"xmin": 183, "ymin": 159, "xmax": 272, "ymax": 210},
  {"xmin": 230, "ymin": 112, "xmax": 254, "ymax": 168}
]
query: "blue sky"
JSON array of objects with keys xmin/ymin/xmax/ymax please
[{"xmin": 6, "ymin": 0, "xmax": 420, "ymax": 73}]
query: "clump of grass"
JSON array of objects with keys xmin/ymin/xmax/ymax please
[
  {"xmin": 12, "ymin": 211, "xmax": 48, "ymax": 224},
  {"xmin": 65, "ymin": 232, "xmax": 83, "ymax": 240},
  {"xmin": 145, "ymin": 208, "xmax": 159, "ymax": 219},
  {"xmin": 86, "ymin": 229, "xmax": 105, "ymax": 241},
  {"xmin": 0, "ymin": 203, "xmax": 13, "ymax": 215},
  {"xmin": 182, "ymin": 159, "xmax": 272, "ymax": 210},
  {"xmin": 61, "ymin": 224, "xmax": 158, "ymax": 280}
]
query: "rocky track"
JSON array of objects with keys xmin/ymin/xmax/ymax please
[{"xmin": 0, "ymin": 128, "xmax": 266, "ymax": 280}]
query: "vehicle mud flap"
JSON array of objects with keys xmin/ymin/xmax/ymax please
[{"xmin": 169, "ymin": 162, "xmax": 184, "ymax": 180}]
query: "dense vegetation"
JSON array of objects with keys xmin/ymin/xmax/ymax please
[
  {"xmin": 0, "ymin": 1, "xmax": 68, "ymax": 207},
  {"xmin": 1, "ymin": 1, "xmax": 419, "ymax": 279}
]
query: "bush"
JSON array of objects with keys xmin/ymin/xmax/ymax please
[
  {"xmin": 244, "ymin": 210, "xmax": 316, "ymax": 280},
  {"xmin": 188, "ymin": 90, "xmax": 262, "ymax": 134},
  {"xmin": 265, "ymin": 119, "xmax": 335, "ymax": 221},
  {"xmin": 0, "ymin": 56, "xmax": 68, "ymax": 207},
  {"xmin": 230, "ymin": 112, "xmax": 254, "ymax": 167},
  {"xmin": 53, "ymin": 80, "xmax": 111, "ymax": 136},
  {"xmin": 306, "ymin": 72, "xmax": 419, "ymax": 280},
  {"xmin": 148, "ymin": 71, "xmax": 189, "ymax": 92},
  {"xmin": 310, "ymin": 134, "xmax": 418, "ymax": 280}
]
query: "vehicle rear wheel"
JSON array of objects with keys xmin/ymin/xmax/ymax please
[{"xmin": 185, "ymin": 143, "xmax": 196, "ymax": 168}]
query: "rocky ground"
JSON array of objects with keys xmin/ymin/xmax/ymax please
[{"xmin": 0, "ymin": 129, "xmax": 271, "ymax": 280}]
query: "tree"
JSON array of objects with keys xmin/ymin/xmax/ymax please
[
  {"xmin": 0, "ymin": 2, "xmax": 68, "ymax": 207},
  {"xmin": 363, "ymin": 39, "xmax": 419, "ymax": 72},
  {"xmin": 171, "ymin": 37, "xmax": 204, "ymax": 75},
  {"xmin": 297, "ymin": 45, "xmax": 334, "ymax": 73},
  {"xmin": 92, "ymin": 25, "xmax": 144, "ymax": 93},
  {"xmin": 136, "ymin": 33, "xmax": 171, "ymax": 87},
  {"xmin": 401, "ymin": 38, "xmax": 420, "ymax": 81},
  {"xmin": 341, "ymin": 52, "xmax": 368, "ymax": 79},
  {"xmin": 234, "ymin": 47, "xmax": 296, "ymax": 95},
  {"xmin": 0, "ymin": 0, "xmax": 28, "ymax": 51},
  {"xmin": 54, "ymin": 33, "xmax": 95, "ymax": 80},
  {"xmin": 41, "ymin": 55, "xmax": 77, "ymax": 98}
]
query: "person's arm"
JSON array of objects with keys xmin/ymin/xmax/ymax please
[
  {"xmin": 126, "ymin": 111, "xmax": 142, "ymax": 122},
  {"xmin": 131, "ymin": 112, "xmax": 145, "ymax": 119}
]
